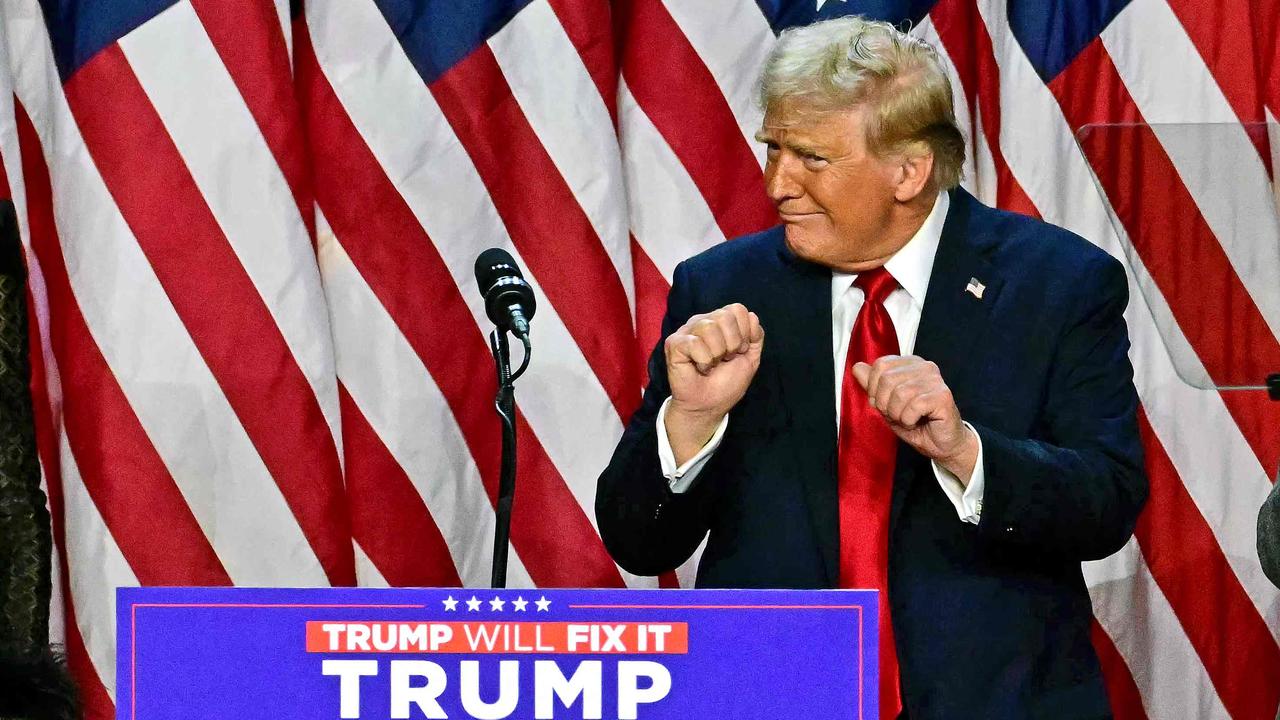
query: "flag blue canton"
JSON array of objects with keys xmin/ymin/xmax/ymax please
[
  {"xmin": 756, "ymin": 0, "xmax": 939, "ymax": 33},
  {"xmin": 1008, "ymin": 0, "xmax": 1132, "ymax": 82},
  {"xmin": 37, "ymin": 0, "xmax": 179, "ymax": 80},
  {"xmin": 372, "ymin": 0, "xmax": 535, "ymax": 84}
]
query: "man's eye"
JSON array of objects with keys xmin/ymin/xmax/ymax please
[{"xmin": 802, "ymin": 154, "xmax": 828, "ymax": 167}]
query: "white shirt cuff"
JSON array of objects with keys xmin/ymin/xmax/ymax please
[
  {"xmin": 931, "ymin": 422, "xmax": 985, "ymax": 525},
  {"xmin": 657, "ymin": 397, "xmax": 729, "ymax": 494}
]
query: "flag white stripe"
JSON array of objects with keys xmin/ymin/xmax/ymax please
[
  {"xmin": 490, "ymin": 0, "xmax": 634, "ymax": 312},
  {"xmin": 353, "ymin": 541, "xmax": 391, "ymax": 588},
  {"xmin": 60, "ymin": 448, "xmax": 138, "ymax": 700},
  {"xmin": 121, "ymin": 0, "xmax": 344, "ymax": 449},
  {"xmin": 912, "ymin": 19, "xmax": 991, "ymax": 202},
  {"xmin": 273, "ymin": 0, "xmax": 293, "ymax": 66},
  {"xmin": 317, "ymin": 211, "xmax": 534, "ymax": 588},
  {"xmin": 967, "ymin": 0, "xmax": 1280, "ymax": 627},
  {"xmin": 7, "ymin": 14, "xmax": 329, "ymax": 587},
  {"xmin": 973, "ymin": 0, "xmax": 1280, "ymax": 640},
  {"xmin": 308, "ymin": 0, "xmax": 640, "ymax": 586},
  {"xmin": 1086, "ymin": 540, "xmax": 1232, "ymax": 720},
  {"xmin": 660, "ymin": 0, "xmax": 773, "ymax": 168},
  {"xmin": 619, "ymin": 81, "xmax": 725, "ymax": 282},
  {"xmin": 1101, "ymin": 0, "xmax": 1280, "ymax": 343}
]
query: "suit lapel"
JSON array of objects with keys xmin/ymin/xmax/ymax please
[
  {"xmin": 769, "ymin": 237, "xmax": 840, "ymax": 585},
  {"xmin": 892, "ymin": 189, "xmax": 1004, "ymax": 532}
]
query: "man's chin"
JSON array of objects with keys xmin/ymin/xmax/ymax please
[{"xmin": 782, "ymin": 227, "xmax": 827, "ymax": 266}]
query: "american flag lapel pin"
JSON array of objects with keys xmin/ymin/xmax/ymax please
[{"xmin": 965, "ymin": 277, "xmax": 986, "ymax": 300}]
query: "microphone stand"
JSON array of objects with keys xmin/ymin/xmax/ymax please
[{"xmin": 489, "ymin": 328, "xmax": 531, "ymax": 589}]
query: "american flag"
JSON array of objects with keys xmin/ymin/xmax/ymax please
[{"xmin": 0, "ymin": 0, "xmax": 1276, "ymax": 717}]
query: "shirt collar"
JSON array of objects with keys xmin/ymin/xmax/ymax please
[{"xmin": 831, "ymin": 190, "xmax": 949, "ymax": 307}]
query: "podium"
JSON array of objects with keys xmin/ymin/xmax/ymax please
[{"xmin": 117, "ymin": 587, "xmax": 877, "ymax": 719}]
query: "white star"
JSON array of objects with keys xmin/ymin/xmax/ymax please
[
  {"xmin": 512, "ymin": 597, "xmax": 529, "ymax": 612},
  {"xmin": 535, "ymin": 596, "xmax": 551, "ymax": 612},
  {"xmin": 466, "ymin": 596, "xmax": 482, "ymax": 612},
  {"xmin": 442, "ymin": 596, "xmax": 459, "ymax": 612},
  {"xmin": 816, "ymin": 0, "xmax": 845, "ymax": 10},
  {"xmin": 489, "ymin": 597, "xmax": 506, "ymax": 612}
]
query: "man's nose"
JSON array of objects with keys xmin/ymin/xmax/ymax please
[{"xmin": 765, "ymin": 156, "xmax": 802, "ymax": 202}]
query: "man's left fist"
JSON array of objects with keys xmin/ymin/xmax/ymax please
[{"xmin": 852, "ymin": 355, "xmax": 979, "ymax": 485}]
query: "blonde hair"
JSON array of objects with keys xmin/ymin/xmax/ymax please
[{"xmin": 758, "ymin": 16, "xmax": 965, "ymax": 189}]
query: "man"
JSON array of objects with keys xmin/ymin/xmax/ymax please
[{"xmin": 596, "ymin": 16, "xmax": 1146, "ymax": 720}]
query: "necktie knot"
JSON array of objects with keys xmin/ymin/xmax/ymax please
[{"xmin": 855, "ymin": 266, "xmax": 897, "ymax": 306}]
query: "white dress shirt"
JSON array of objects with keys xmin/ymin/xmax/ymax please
[{"xmin": 656, "ymin": 191, "xmax": 985, "ymax": 524}]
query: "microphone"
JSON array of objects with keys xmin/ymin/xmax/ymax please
[{"xmin": 474, "ymin": 248, "xmax": 536, "ymax": 338}]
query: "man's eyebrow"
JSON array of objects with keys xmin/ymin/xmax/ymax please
[
  {"xmin": 755, "ymin": 132, "xmax": 826, "ymax": 156},
  {"xmin": 747, "ymin": 130, "xmax": 819, "ymax": 149}
]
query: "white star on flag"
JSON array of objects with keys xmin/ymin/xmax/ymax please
[
  {"xmin": 512, "ymin": 597, "xmax": 529, "ymax": 612},
  {"xmin": 535, "ymin": 596, "xmax": 552, "ymax": 612},
  {"xmin": 466, "ymin": 596, "xmax": 482, "ymax": 612},
  {"xmin": 442, "ymin": 596, "xmax": 459, "ymax": 612},
  {"xmin": 816, "ymin": 0, "xmax": 845, "ymax": 10},
  {"xmin": 489, "ymin": 597, "xmax": 506, "ymax": 612}
]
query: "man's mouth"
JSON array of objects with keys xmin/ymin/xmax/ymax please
[{"xmin": 778, "ymin": 211, "xmax": 819, "ymax": 222}]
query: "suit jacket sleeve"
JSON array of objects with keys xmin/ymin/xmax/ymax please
[
  {"xmin": 595, "ymin": 261, "xmax": 723, "ymax": 576},
  {"xmin": 1259, "ymin": 476, "xmax": 1280, "ymax": 589},
  {"xmin": 970, "ymin": 254, "xmax": 1148, "ymax": 561}
]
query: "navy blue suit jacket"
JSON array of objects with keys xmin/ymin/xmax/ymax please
[{"xmin": 596, "ymin": 189, "xmax": 1147, "ymax": 719}]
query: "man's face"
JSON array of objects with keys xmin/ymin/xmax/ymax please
[{"xmin": 757, "ymin": 103, "xmax": 903, "ymax": 272}]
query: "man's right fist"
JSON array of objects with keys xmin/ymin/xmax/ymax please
[{"xmin": 663, "ymin": 303, "xmax": 764, "ymax": 464}]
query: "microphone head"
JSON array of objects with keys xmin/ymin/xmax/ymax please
[
  {"xmin": 474, "ymin": 248, "xmax": 536, "ymax": 332},
  {"xmin": 475, "ymin": 248, "xmax": 523, "ymax": 293}
]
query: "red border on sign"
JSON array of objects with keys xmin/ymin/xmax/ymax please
[{"xmin": 129, "ymin": 600, "xmax": 867, "ymax": 720}]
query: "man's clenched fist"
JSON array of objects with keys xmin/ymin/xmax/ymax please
[
  {"xmin": 664, "ymin": 303, "xmax": 765, "ymax": 464},
  {"xmin": 852, "ymin": 355, "xmax": 979, "ymax": 484}
]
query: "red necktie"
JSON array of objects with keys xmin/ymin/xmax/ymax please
[{"xmin": 837, "ymin": 266, "xmax": 902, "ymax": 719}]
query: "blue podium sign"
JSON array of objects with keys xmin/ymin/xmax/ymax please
[{"xmin": 117, "ymin": 587, "xmax": 876, "ymax": 719}]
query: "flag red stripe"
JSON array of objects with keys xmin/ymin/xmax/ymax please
[
  {"xmin": 15, "ymin": 98, "xmax": 232, "ymax": 587},
  {"xmin": 8, "ymin": 129, "xmax": 106, "ymax": 708},
  {"xmin": 1163, "ymin": 0, "xmax": 1269, "ymax": 124},
  {"xmin": 1090, "ymin": 621, "xmax": 1150, "ymax": 720},
  {"xmin": 1051, "ymin": 39, "xmax": 1280, "ymax": 476},
  {"xmin": 297, "ymin": 28, "xmax": 625, "ymax": 588},
  {"xmin": 1266, "ymin": 2, "xmax": 1280, "ymax": 119},
  {"xmin": 630, "ymin": 235, "xmax": 668, "ymax": 391},
  {"xmin": 1134, "ymin": 410, "xmax": 1280, "ymax": 720},
  {"xmin": 20, "ymin": 157, "xmax": 115, "ymax": 714},
  {"xmin": 189, "ymin": 0, "xmax": 316, "ymax": 239},
  {"xmin": 1164, "ymin": 0, "xmax": 1272, "ymax": 171},
  {"xmin": 429, "ymin": 45, "xmax": 640, "ymax": 422},
  {"xmin": 546, "ymin": 0, "xmax": 618, "ymax": 125},
  {"xmin": 35, "ymin": 374, "xmax": 113, "ymax": 720},
  {"xmin": 24, "ymin": 293, "xmax": 60, "ymax": 499},
  {"xmin": 61, "ymin": 599, "xmax": 114, "ymax": 720},
  {"xmin": 65, "ymin": 46, "xmax": 355, "ymax": 586},
  {"xmin": 339, "ymin": 383, "xmax": 462, "ymax": 588},
  {"xmin": 0, "ymin": 146, "xmax": 9, "ymax": 200},
  {"xmin": 615, "ymin": 0, "xmax": 777, "ymax": 240},
  {"xmin": 928, "ymin": 0, "xmax": 1040, "ymax": 218}
]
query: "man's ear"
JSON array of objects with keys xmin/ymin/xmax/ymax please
[{"xmin": 892, "ymin": 149, "xmax": 935, "ymax": 203}]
